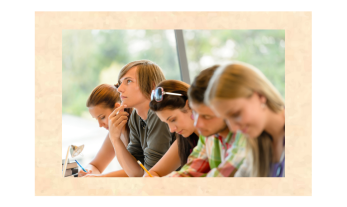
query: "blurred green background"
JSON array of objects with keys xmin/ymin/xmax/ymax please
[{"xmin": 63, "ymin": 30, "xmax": 285, "ymax": 117}]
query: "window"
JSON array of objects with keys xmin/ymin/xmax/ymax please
[{"xmin": 183, "ymin": 30, "xmax": 285, "ymax": 98}]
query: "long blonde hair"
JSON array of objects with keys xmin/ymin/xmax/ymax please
[{"xmin": 205, "ymin": 62, "xmax": 284, "ymax": 176}]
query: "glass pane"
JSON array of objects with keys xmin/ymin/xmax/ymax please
[
  {"xmin": 183, "ymin": 30, "xmax": 285, "ymax": 98},
  {"xmin": 62, "ymin": 30, "xmax": 181, "ymax": 174}
]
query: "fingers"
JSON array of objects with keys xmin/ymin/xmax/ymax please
[
  {"xmin": 109, "ymin": 111, "xmax": 129, "ymax": 127},
  {"xmin": 78, "ymin": 169, "xmax": 88, "ymax": 177},
  {"xmin": 113, "ymin": 115, "xmax": 129, "ymax": 127},
  {"xmin": 109, "ymin": 104, "xmax": 128, "ymax": 118},
  {"xmin": 118, "ymin": 119, "xmax": 128, "ymax": 129}
]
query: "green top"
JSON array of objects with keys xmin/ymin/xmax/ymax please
[{"xmin": 127, "ymin": 109, "xmax": 174, "ymax": 170}]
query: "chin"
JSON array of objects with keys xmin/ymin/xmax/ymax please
[
  {"xmin": 184, "ymin": 131, "xmax": 196, "ymax": 138},
  {"xmin": 248, "ymin": 130, "xmax": 261, "ymax": 139},
  {"xmin": 124, "ymin": 101, "xmax": 136, "ymax": 108}
]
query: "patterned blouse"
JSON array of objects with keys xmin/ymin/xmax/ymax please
[{"xmin": 166, "ymin": 131, "xmax": 247, "ymax": 177}]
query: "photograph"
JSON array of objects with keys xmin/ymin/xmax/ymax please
[{"xmin": 62, "ymin": 29, "xmax": 285, "ymax": 178}]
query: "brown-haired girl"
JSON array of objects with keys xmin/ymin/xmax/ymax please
[
  {"xmin": 78, "ymin": 84, "xmax": 132, "ymax": 177},
  {"xmin": 144, "ymin": 80, "xmax": 199, "ymax": 177}
]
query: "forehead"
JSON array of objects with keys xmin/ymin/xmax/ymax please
[
  {"xmin": 88, "ymin": 105, "xmax": 108, "ymax": 117},
  {"xmin": 120, "ymin": 66, "xmax": 138, "ymax": 82},
  {"xmin": 155, "ymin": 108, "xmax": 181, "ymax": 122},
  {"xmin": 212, "ymin": 97, "xmax": 249, "ymax": 112},
  {"xmin": 189, "ymin": 102, "xmax": 214, "ymax": 115}
]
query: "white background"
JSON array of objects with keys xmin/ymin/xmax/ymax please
[{"xmin": 1, "ymin": 0, "xmax": 346, "ymax": 206}]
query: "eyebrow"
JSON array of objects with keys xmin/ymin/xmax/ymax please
[
  {"xmin": 120, "ymin": 77, "xmax": 133, "ymax": 82},
  {"xmin": 166, "ymin": 116, "xmax": 172, "ymax": 121},
  {"xmin": 97, "ymin": 114, "xmax": 104, "ymax": 118},
  {"xmin": 225, "ymin": 109, "xmax": 234, "ymax": 116}
]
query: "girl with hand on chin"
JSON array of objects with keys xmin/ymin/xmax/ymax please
[{"xmin": 79, "ymin": 84, "xmax": 132, "ymax": 177}]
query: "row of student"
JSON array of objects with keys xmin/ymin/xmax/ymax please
[{"xmin": 79, "ymin": 60, "xmax": 285, "ymax": 177}]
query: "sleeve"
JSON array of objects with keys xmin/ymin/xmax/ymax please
[
  {"xmin": 143, "ymin": 111, "xmax": 173, "ymax": 170},
  {"xmin": 205, "ymin": 132, "xmax": 247, "ymax": 177},
  {"xmin": 165, "ymin": 136, "xmax": 211, "ymax": 177},
  {"xmin": 126, "ymin": 112, "xmax": 145, "ymax": 165}
]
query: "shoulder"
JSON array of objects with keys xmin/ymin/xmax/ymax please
[
  {"xmin": 198, "ymin": 135, "xmax": 207, "ymax": 145},
  {"xmin": 145, "ymin": 110, "xmax": 172, "ymax": 138},
  {"xmin": 146, "ymin": 109, "xmax": 167, "ymax": 128},
  {"xmin": 232, "ymin": 131, "xmax": 247, "ymax": 148},
  {"xmin": 203, "ymin": 134, "xmax": 219, "ymax": 146},
  {"xmin": 146, "ymin": 109, "xmax": 159, "ymax": 121}
]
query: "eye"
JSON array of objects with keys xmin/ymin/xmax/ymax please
[
  {"xmin": 101, "ymin": 116, "xmax": 105, "ymax": 120},
  {"xmin": 203, "ymin": 115, "xmax": 212, "ymax": 120},
  {"xmin": 232, "ymin": 111, "xmax": 241, "ymax": 118},
  {"xmin": 127, "ymin": 79, "xmax": 132, "ymax": 84},
  {"xmin": 170, "ymin": 118, "xmax": 176, "ymax": 123}
]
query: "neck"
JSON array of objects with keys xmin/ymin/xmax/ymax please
[
  {"xmin": 194, "ymin": 128, "xmax": 200, "ymax": 137},
  {"xmin": 264, "ymin": 108, "xmax": 285, "ymax": 143},
  {"xmin": 134, "ymin": 99, "xmax": 151, "ymax": 120},
  {"xmin": 218, "ymin": 127, "xmax": 230, "ymax": 139}
]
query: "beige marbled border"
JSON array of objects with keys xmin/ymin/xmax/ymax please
[{"xmin": 35, "ymin": 12, "xmax": 311, "ymax": 196}]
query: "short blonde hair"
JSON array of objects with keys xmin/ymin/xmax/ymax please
[
  {"xmin": 118, "ymin": 60, "xmax": 166, "ymax": 99},
  {"xmin": 205, "ymin": 61, "xmax": 285, "ymax": 177}
]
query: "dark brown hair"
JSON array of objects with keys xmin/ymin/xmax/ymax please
[
  {"xmin": 149, "ymin": 80, "xmax": 199, "ymax": 166},
  {"xmin": 117, "ymin": 60, "xmax": 166, "ymax": 99},
  {"xmin": 188, "ymin": 65, "xmax": 220, "ymax": 104},
  {"xmin": 86, "ymin": 84, "xmax": 133, "ymax": 142}
]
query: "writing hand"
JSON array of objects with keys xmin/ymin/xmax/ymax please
[{"xmin": 78, "ymin": 169, "xmax": 92, "ymax": 177}]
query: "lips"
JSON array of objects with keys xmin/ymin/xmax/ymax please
[
  {"xmin": 177, "ymin": 130, "xmax": 183, "ymax": 134},
  {"xmin": 121, "ymin": 96, "xmax": 127, "ymax": 99}
]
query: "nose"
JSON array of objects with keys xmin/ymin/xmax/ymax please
[
  {"xmin": 194, "ymin": 114, "xmax": 203, "ymax": 128},
  {"xmin": 117, "ymin": 82, "xmax": 125, "ymax": 93},
  {"xmin": 168, "ymin": 124, "xmax": 177, "ymax": 133},
  {"xmin": 103, "ymin": 120, "xmax": 108, "ymax": 129},
  {"xmin": 226, "ymin": 118, "xmax": 240, "ymax": 133},
  {"xmin": 98, "ymin": 120, "xmax": 103, "ymax": 128},
  {"xmin": 98, "ymin": 120, "xmax": 106, "ymax": 129}
]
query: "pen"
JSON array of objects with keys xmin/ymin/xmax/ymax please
[
  {"xmin": 75, "ymin": 160, "xmax": 87, "ymax": 172},
  {"xmin": 137, "ymin": 160, "xmax": 153, "ymax": 177}
]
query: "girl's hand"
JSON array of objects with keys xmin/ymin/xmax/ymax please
[
  {"xmin": 78, "ymin": 169, "xmax": 92, "ymax": 177},
  {"xmin": 143, "ymin": 171, "xmax": 160, "ymax": 177}
]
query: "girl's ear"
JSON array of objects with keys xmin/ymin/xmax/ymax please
[
  {"xmin": 185, "ymin": 99, "xmax": 190, "ymax": 109},
  {"xmin": 255, "ymin": 92, "xmax": 267, "ymax": 104},
  {"xmin": 259, "ymin": 94, "xmax": 267, "ymax": 104}
]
